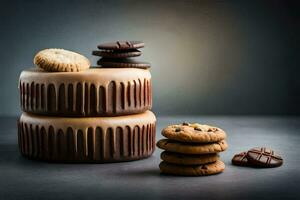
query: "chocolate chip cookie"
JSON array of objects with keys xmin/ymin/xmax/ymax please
[
  {"xmin": 162, "ymin": 123, "xmax": 226, "ymax": 143},
  {"xmin": 161, "ymin": 151, "xmax": 219, "ymax": 165},
  {"xmin": 156, "ymin": 139, "xmax": 228, "ymax": 154},
  {"xmin": 159, "ymin": 160, "xmax": 225, "ymax": 176}
]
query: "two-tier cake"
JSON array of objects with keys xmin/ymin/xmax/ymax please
[{"xmin": 18, "ymin": 42, "xmax": 156, "ymax": 162}]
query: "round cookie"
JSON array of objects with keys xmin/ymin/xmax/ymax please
[
  {"xmin": 162, "ymin": 122, "xmax": 226, "ymax": 143},
  {"xmin": 92, "ymin": 49, "xmax": 142, "ymax": 58},
  {"xmin": 246, "ymin": 147, "xmax": 283, "ymax": 168},
  {"xmin": 156, "ymin": 139, "xmax": 228, "ymax": 154},
  {"xmin": 159, "ymin": 160, "xmax": 225, "ymax": 176},
  {"xmin": 161, "ymin": 151, "xmax": 219, "ymax": 165},
  {"xmin": 34, "ymin": 48, "xmax": 90, "ymax": 72},
  {"xmin": 98, "ymin": 41, "xmax": 144, "ymax": 50},
  {"xmin": 18, "ymin": 111, "xmax": 156, "ymax": 162},
  {"xmin": 97, "ymin": 58, "xmax": 151, "ymax": 69}
]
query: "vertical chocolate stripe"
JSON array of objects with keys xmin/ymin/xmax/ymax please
[
  {"xmin": 30, "ymin": 82, "xmax": 34, "ymax": 111},
  {"xmin": 106, "ymin": 128, "xmax": 115, "ymax": 158},
  {"xmin": 87, "ymin": 128, "xmax": 94, "ymax": 160},
  {"xmin": 27, "ymin": 125, "xmax": 33, "ymax": 157},
  {"xmin": 85, "ymin": 83, "xmax": 89, "ymax": 115},
  {"xmin": 66, "ymin": 127, "xmax": 75, "ymax": 160},
  {"xmin": 138, "ymin": 79, "xmax": 142, "ymax": 107},
  {"xmin": 124, "ymin": 126, "xmax": 130, "ymax": 157},
  {"xmin": 48, "ymin": 126, "xmax": 55, "ymax": 160},
  {"xmin": 116, "ymin": 127, "xmax": 123, "ymax": 157},
  {"xmin": 58, "ymin": 84, "xmax": 65, "ymax": 113},
  {"xmin": 127, "ymin": 81, "xmax": 131, "ymax": 107},
  {"xmin": 90, "ymin": 84, "xmax": 96, "ymax": 115},
  {"xmin": 41, "ymin": 84, "xmax": 45, "ymax": 110},
  {"xmin": 120, "ymin": 83, "xmax": 125, "ymax": 110},
  {"xmin": 67, "ymin": 84, "xmax": 73, "ymax": 113},
  {"xmin": 133, "ymin": 80, "xmax": 137, "ymax": 108},
  {"xmin": 76, "ymin": 83, "xmax": 83, "ymax": 115},
  {"xmin": 94, "ymin": 127, "xmax": 101, "ymax": 160},
  {"xmin": 40, "ymin": 127, "xmax": 46, "ymax": 159},
  {"xmin": 108, "ymin": 81, "xmax": 117, "ymax": 114},
  {"xmin": 25, "ymin": 83, "xmax": 29, "ymax": 110},
  {"xmin": 35, "ymin": 84, "xmax": 40, "ymax": 109},
  {"xmin": 57, "ymin": 129, "xmax": 65, "ymax": 160},
  {"xmin": 144, "ymin": 79, "xmax": 147, "ymax": 107},
  {"xmin": 35, "ymin": 125, "xmax": 40, "ymax": 158},
  {"xmin": 99, "ymin": 86, "xmax": 106, "ymax": 114},
  {"xmin": 77, "ymin": 130, "xmax": 84, "ymax": 160},
  {"xmin": 47, "ymin": 84, "xmax": 56, "ymax": 113}
]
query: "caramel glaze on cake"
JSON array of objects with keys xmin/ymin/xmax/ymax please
[
  {"xmin": 19, "ymin": 68, "xmax": 152, "ymax": 117},
  {"xmin": 18, "ymin": 111, "xmax": 156, "ymax": 162}
]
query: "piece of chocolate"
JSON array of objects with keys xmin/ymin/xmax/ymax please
[
  {"xmin": 92, "ymin": 49, "xmax": 142, "ymax": 58},
  {"xmin": 232, "ymin": 152, "xmax": 249, "ymax": 166},
  {"xmin": 98, "ymin": 41, "xmax": 144, "ymax": 50},
  {"xmin": 98, "ymin": 58, "xmax": 151, "ymax": 69},
  {"xmin": 246, "ymin": 147, "xmax": 283, "ymax": 168}
]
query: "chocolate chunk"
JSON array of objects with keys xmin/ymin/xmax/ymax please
[
  {"xmin": 92, "ymin": 49, "xmax": 142, "ymax": 58},
  {"xmin": 201, "ymin": 165, "xmax": 208, "ymax": 169},
  {"xmin": 97, "ymin": 58, "xmax": 150, "ymax": 69},
  {"xmin": 182, "ymin": 122, "xmax": 189, "ymax": 126},
  {"xmin": 232, "ymin": 152, "xmax": 249, "ymax": 166},
  {"xmin": 175, "ymin": 128, "xmax": 181, "ymax": 132},
  {"xmin": 246, "ymin": 147, "xmax": 283, "ymax": 168},
  {"xmin": 98, "ymin": 41, "xmax": 144, "ymax": 50},
  {"xmin": 194, "ymin": 127, "xmax": 202, "ymax": 131}
]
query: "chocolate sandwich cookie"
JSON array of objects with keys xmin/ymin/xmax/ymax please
[
  {"xmin": 232, "ymin": 152, "xmax": 249, "ymax": 166},
  {"xmin": 97, "ymin": 58, "xmax": 151, "ymax": 69},
  {"xmin": 19, "ymin": 68, "xmax": 152, "ymax": 117},
  {"xmin": 161, "ymin": 151, "xmax": 219, "ymax": 165},
  {"xmin": 18, "ymin": 111, "xmax": 156, "ymax": 162},
  {"xmin": 162, "ymin": 123, "xmax": 226, "ymax": 143},
  {"xmin": 156, "ymin": 139, "xmax": 228, "ymax": 154},
  {"xmin": 98, "ymin": 41, "xmax": 144, "ymax": 50},
  {"xmin": 92, "ymin": 49, "xmax": 142, "ymax": 58},
  {"xmin": 159, "ymin": 160, "xmax": 225, "ymax": 176},
  {"xmin": 246, "ymin": 147, "xmax": 283, "ymax": 168}
]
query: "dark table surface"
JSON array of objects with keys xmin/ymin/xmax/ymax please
[{"xmin": 0, "ymin": 116, "xmax": 300, "ymax": 200}]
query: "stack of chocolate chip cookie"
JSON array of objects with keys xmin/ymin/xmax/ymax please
[
  {"xmin": 92, "ymin": 41, "xmax": 150, "ymax": 69},
  {"xmin": 157, "ymin": 122, "xmax": 228, "ymax": 176}
]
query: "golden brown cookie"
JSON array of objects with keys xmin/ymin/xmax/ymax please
[
  {"xmin": 34, "ymin": 48, "xmax": 90, "ymax": 72},
  {"xmin": 159, "ymin": 160, "xmax": 225, "ymax": 176},
  {"xmin": 161, "ymin": 151, "xmax": 219, "ymax": 165},
  {"xmin": 156, "ymin": 139, "xmax": 228, "ymax": 154},
  {"xmin": 162, "ymin": 122, "xmax": 226, "ymax": 143}
]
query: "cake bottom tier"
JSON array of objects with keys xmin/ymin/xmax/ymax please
[{"xmin": 18, "ymin": 111, "xmax": 156, "ymax": 162}]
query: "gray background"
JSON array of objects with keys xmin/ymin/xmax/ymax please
[{"xmin": 0, "ymin": 0, "xmax": 299, "ymax": 116}]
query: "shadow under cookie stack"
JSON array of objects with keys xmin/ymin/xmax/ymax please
[
  {"xmin": 18, "ymin": 41, "xmax": 156, "ymax": 162},
  {"xmin": 157, "ymin": 123, "xmax": 228, "ymax": 176}
]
